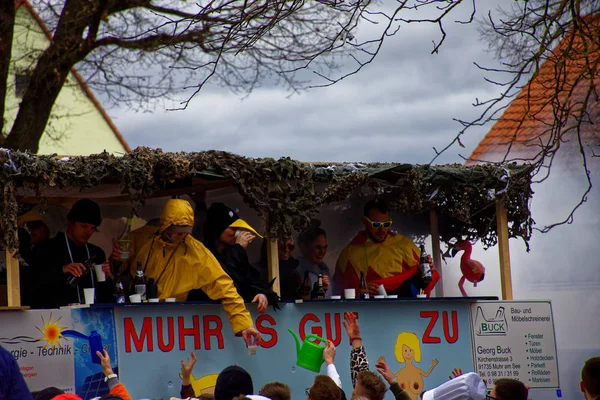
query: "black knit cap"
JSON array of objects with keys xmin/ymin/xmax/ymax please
[
  {"xmin": 214, "ymin": 365, "xmax": 253, "ymax": 400},
  {"xmin": 67, "ymin": 199, "xmax": 102, "ymax": 227},
  {"xmin": 203, "ymin": 202, "xmax": 239, "ymax": 245}
]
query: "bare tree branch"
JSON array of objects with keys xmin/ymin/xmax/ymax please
[{"xmin": 434, "ymin": 0, "xmax": 600, "ymax": 233}]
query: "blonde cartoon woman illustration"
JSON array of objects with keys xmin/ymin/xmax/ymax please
[{"xmin": 394, "ymin": 332, "xmax": 439, "ymax": 400}]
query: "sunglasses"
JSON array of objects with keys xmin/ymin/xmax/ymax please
[
  {"xmin": 279, "ymin": 242, "xmax": 295, "ymax": 251},
  {"xmin": 365, "ymin": 217, "xmax": 392, "ymax": 228}
]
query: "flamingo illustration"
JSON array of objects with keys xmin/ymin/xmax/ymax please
[{"xmin": 451, "ymin": 240, "xmax": 485, "ymax": 297}]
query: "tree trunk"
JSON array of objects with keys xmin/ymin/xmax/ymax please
[
  {"xmin": 0, "ymin": 1, "xmax": 15, "ymax": 145},
  {"xmin": 3, "ymin": 0, "xmax": 97, "ymax": 152}
]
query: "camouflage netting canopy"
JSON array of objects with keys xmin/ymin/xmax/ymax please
[{"xmin": 0, "ymin": 147, "xmax": 534, "ymax": 252}]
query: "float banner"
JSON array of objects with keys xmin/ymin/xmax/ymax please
[
  {"xmin": 470, "ymin": 301, "xmax": 559, "ymax": 389},
  {"xmin": 115, "ymin": 301, "xmax": 473, "ymax": 400},
  {"xmin": 0, "ymin": 309, "xmax": 75, "ymax": 393}
]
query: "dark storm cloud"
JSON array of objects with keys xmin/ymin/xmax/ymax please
[{"xmin": 111, "ymin": 0, "xmax": 502, "ymax": 164}]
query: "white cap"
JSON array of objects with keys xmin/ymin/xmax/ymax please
[
  {"xmin": 247, "ymin": 396, "xmax": 272, "ymax": 400},
  {"xmin": 422, "ymin": 372, "xmax": 486, "ymax": 400}
]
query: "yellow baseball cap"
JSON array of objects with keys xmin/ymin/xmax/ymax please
[{"xmin": 229, "ymin": 219, "xmax": 263, "ymax": 239}]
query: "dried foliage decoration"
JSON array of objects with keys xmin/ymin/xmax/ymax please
[{"xmin": 0, "ymin": 148, "xmax": 533, "ymax": 252}]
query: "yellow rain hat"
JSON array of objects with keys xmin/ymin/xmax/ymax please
[
  {"xmin": 204, "ymin": 202, "xmax": 263, "ymax": 243},
  {"xmin": 229, "ymin": 218, "xmax": 263, "ymax": 239},
  {"xmin": 17, "ymin": 209, "xmax": 44, "ymax": 227}
]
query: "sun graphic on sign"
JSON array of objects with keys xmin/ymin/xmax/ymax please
[{"xmin": 36, "ymin": 313, "xmax": 68, "ymax": 349}]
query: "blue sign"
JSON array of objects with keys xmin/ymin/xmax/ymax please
[
  {"xmin": 69, "ymin": 307, "xmax": 118, "ymax": 400},
  {"xmin": 114, "ymin": 300, "xmax": 474, "ymax": 400}
]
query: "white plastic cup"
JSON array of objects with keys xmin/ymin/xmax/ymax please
[
  {"xmin": 83, "ymin": 288, "xmax": 95, "ymax": 305},
  {"xmin": 416, "ymin": 294, "xmax": 427, "ymax": 299},
  {"xmin": 387, "ymin": 295, "xmax": 398, "ymax": 299},
  {"xmin": 331, "ymin": 295, "xmax": 341, "ymax": 300},
  {"xmin": 344, "ymin": 288, "xmax": 356, "ymax": 299},
  {"xmin": 148, "ymin": 298, "xmax": 159, "ymax": 303},
  {"xmin": 93, "ymin": 264, "xmax": 106, "ymax": 282},
  {"xmin": 247, "ymin": 345, "xmax": 257, "ymax": 355},
  {"xmin": 165, "ymin": 297, "xmax": 176, "ymax": 303},
  {"xmin": 129, "ymin": 294, "xmax": 142, "ymax": 303},
  {"xmin": 377, "ymin": 285, "xmax": 388, "ymax": 297}
]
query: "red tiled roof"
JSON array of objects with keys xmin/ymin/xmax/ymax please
[
  {"xmin": 467, "ymin": 15, "xmax": 600, "ymax": 167},
  {"xmin": 14, "ymin": 0, "xmax": 131, "ymax": 153}
]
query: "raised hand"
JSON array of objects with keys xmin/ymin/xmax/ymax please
[
  {"xmin": 181, "ymin": 352, "xmax": 197, "ymax": 386},
  {"xmin": 95, "ymin": 350, "xmax": 114, "ymax": 377},
  {"xmin": 323, "ymin": 340, "xmax": 336, "ymax": 365},
  {"xmin": 449, "ymin": 367, "xmax": 463, "ymax": 380},
  {"xmin": 342, "ymin": 312, "xmax": 360, "ymax": 338},
  {"xmin": 376, "ymin": 358, "xmax": 395, "ymax": 385}
]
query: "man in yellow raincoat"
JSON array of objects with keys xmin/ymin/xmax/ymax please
[
  {"xmin": 114, "ymin": 199, "xmax": 260, "ymax": 343},
  {"xmin": 334, "ymin": 198, "xmax": 439, "ymax": 298}
]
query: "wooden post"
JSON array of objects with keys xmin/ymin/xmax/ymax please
[
  {"xmin": 496, "ymin": 200, "xmax": 513, "ymax": 300},
  {"xmin": 429, "ymin": 207, "xmax": 444, "ymax": 297},
  {"xmin": 266, "ymin": 239, "xmax": 281, "ymax": 296},
  {"xmin": 5, "ymin": 250, "xmax": 20, "ymax": 307}
]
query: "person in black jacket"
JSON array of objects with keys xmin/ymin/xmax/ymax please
[
  {"xmin": 255, "ymin": 239, "xmax": 302, "ymax": 300},
  {"xmin": 188, "ymin": 202, "xmax": 278, "ymax": 313},
  {"xmin": 29, "ymin": 199, "xmax": 112, "ymax": 308}
]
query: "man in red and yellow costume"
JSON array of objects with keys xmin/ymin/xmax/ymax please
[{"xmin": 334, "ymin": 198, "xmax": 440, "ymax": 297}]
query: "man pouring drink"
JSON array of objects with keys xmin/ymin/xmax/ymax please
[{"xmin": 29, "ymin": 199, "xmax": 113, "ymax": 308}]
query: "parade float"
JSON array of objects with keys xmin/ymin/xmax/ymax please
[{"xmin": 0, "ymin": 148, "xmax": 559, "ymax": 400}]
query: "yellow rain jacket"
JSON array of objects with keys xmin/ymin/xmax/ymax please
[{"xmin": 129, "ymin": 199, "xmax": 253, "ymax": 335}]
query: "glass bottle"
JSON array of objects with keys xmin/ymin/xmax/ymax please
[
  {"xmin": 133, "ymin": 261, "xmax": 147, "ymax": 301},
  {"xmin": 359, "ymin": 271, "xmax": 369, "ymax": 299},
  {"xmin": 315, "ymin": 274, "xmax": 326, "ymax": 300},
  {"xmin": 114, "ymin": 277, "xmax": 126, "ymax": 304},
  {"xmin": 66, "ymin": 255, "xmax": 96, "ymax": 287},
  {"xmin": 112, "ymin": 217, "xmax": 132, "ymax": 276},
  {"xmin": 419, "ymin": 244, "xmax": 433, "ymax": 283}
]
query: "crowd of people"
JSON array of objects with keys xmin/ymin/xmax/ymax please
[{"xmin": 1, "ymin": 311, "xmax": 598, "ymax": 400}]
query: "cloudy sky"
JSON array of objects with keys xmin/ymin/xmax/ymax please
[{"xmin": 110, "ymin": 0, "xmax": 504, "ymax": 165}]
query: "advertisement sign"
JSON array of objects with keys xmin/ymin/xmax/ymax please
[
  {"xmin": 470, "ymin": 301, "xmax": 559, "ymax": 389},
  {"xmin": 69, "ymin": 307, "xmax": 118, "ymax": 400},
  {"xmin": 115, "ymin": 300, "xmax": 474, "ymax": 400},
  {"xmin": 0, "ymin": 309, "xmax": 75, "ymax": 393}
]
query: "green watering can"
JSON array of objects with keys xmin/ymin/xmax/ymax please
[{"xmin": 288, "ymin": 329, "xmax": 328, "ymax": 373}]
